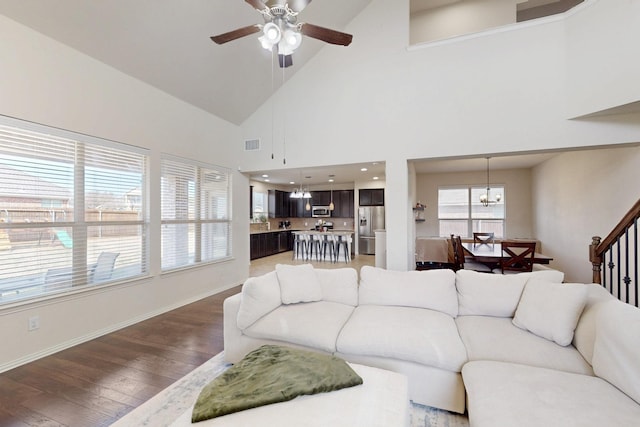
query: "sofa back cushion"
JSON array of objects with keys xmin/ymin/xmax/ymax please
[
  {"xmin": 592, "ymin": 299, "xmax": 640, "ymax": 405},
  {"xmin": 276, "ymin": 263, "xmax": 322, "ymax": 304},
  {"xmin": 315, "ymin": 267, "xmax": 358, "ymax": 306},
  {"xmin": 359, "ymin": 266, "xmax": 458, "ymax": 317},
  {"xmin": 456, "ymin": 269, "xmax": 565, "ymax": 317},
  {"xmin": 237, "ymin": 271, "xmax": 282, "ymax": 330},
  {"xmin": 572, "ymin": 284, "xmax": 614, "ymax": 364},
  {"xmin": 512, "ymin": 280, "xmax": 588, "ymax": 346}
]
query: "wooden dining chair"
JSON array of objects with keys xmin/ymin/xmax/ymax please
[
  {"xmin": 451, "ymin": 235, "xmax": 492, "ymax": 273},
  {"xmin": 493, "ymin": 240, "xmax": 536, "ymax": 274},
  {"xmin": 473, "ymin": 232, "xmax": 495, "ymax": 248}
]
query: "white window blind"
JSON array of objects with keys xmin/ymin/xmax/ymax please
[
  {"xmin": 161, "ymin": 155, "xmax": 232, "ymax": 271},
  {"xmin": 438, "ymin": 186, "xmax": 505, "ymax": 238},
  {"xmin": 0, "ymin": 116, "xmax": 149, "ymax": 304}
]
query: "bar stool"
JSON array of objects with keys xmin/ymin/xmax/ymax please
[
  {"xmin": 334, "ymin": 233, "xmax": 351, "ymax": 263},
  {"xmin": 292, "ymin": 232, "xmax": 308, "ymax": 261},
  {"xmin": 308, "ymin": 233, "xmax": 322, "ymax": 261},
  {"xmin": 319, "ymin": 233, "xmax": 335, "ymax": 262}
]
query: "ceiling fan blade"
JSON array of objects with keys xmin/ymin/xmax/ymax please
[
  {"xmin": 210, "ymin": 24, "xmax": 261, "ymax": 45},
  {"xmin": 300, "ymin": 23, "xmax": 353, "ymax": 46},
  {"xmin": 279, "ymin": 54, "xmax": 293, "ymax": 68},
  {"xmin": 288, "ymin": 0, "xmax": 313, "ymax": 13},
  {"xmin": 245, "ymin": 0, "xmax": 267, "ymax": 11}
]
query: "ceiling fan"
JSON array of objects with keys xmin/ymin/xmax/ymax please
[{"xmin": 211, "ymin": 0, "xmax": 353, "ymax": 68}]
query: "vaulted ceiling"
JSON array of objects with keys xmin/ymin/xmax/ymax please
[{"xmin": 0, "ymin": 0, "xmax": 371, "ymax": 125}]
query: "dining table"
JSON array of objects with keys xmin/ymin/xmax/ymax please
[{"xmin": 461, "ymin": 242, "xmax": 553, "ymax": 265}]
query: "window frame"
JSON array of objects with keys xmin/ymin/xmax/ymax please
[
  {"xmin": 0, "ymin": 115, "xmax": 150, "ymax": 305},
  {"xmin": 160, "ymin": 154, "xmax": 233, "ymax": 272},
  {"xmin": 437, "ymin": 185, "xmax": 506, "ymax": 238}
]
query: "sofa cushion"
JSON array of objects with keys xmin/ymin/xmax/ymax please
[
  {"xmin": 456, "ymin": 316, "xmax": 593, "ymax": 376},
  {"xmin": 592, "ymin": 299, "xmax": 640, "ymax": 405},
  {"xmin": 315, "ymin": 267, "xmax": 358, "ymax": 306},
  {"xmin": 243, "ymin": 301, "xmax": 354, "ymax": 353},
  {"xmin": 572, "ymin": 284, "xmax": 614, "ymax": 364},
  {"xmin": 462, "ymin": 360, "xmax": 640, "ymax": 427},
  {"xmin": 276, "ymin": 263, "xmax": 322, "ymax": 304},
  {"xmin": 337, "ymin": 305, "xmax": 467, "ymax": 372},
  {"xmin": 237, "ymin": 271, "xmax": 282, "ymax": 330},
  {"xmin": 512, "ymin": 280, "xmax": 588, "ymax": 346},
  {"xmin": 359, "ymin": 266, "xmax": 458, "ymax": 317},
  {"xmin": 456, "ymin": 269, "xmax": 565, "ymax": 317}
]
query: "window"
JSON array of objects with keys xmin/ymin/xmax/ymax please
[
  {"xmin": 252, "ymin": 191, "xmax": 268, "ymax": 222},
  {"xmin": 0, "ymin": 116, "xmax": 149, "ymax": 304},
  {"xmin": 438, "ymin": 186, "xmax": 505, "ymax": 238},
  {"xmin": 161, "ymin": 156, "xmax": 232, "ymax": 271}
]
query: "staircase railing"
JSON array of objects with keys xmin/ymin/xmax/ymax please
[{"xmin": 590, "ymin": 198, "xmax": 640, "ymax": 307}]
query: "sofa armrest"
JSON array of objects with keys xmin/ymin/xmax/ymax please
[{"xmin": 223, "ymin": 293, "xmax": 244, "ymax": 363}]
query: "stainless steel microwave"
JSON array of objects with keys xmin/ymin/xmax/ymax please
[{"xmin": 312, "ymin": 206, "xmax": 331, "ymax": 218}]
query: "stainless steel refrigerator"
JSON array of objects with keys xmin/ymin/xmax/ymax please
[{"xmin": 358, "ymin": 206, "xmax": 385, "ymax": 255}]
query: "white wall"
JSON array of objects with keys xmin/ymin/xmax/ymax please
[
  {"xmin": 240, "ymin": 0, "xmax": 640, "ymax": 271},
  {"xmin": 0, "ymin": 15, "xmax": 248, "ymax": 371},
  {"xmin": 565, "ymin": 0, "xmax": 640, "ymax": 117},
  {"xmin": 410, "ymin": 0, "xmax": 517, "ymax": 44},
  {"xmin": 533, "ymin": 145, "xmax": 640, "ymax": 283},
  {"xmin": 415, "ymin": 168, "xmax": 533, "ymax": 238}
]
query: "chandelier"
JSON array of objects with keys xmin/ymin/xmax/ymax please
[
  {"xmin": 290, "ymin": 172, "xmax": 311, "ymax": 199},
  {"xmin": 479, "ymin": 157, "xmax": 502, "ymax": 207}
]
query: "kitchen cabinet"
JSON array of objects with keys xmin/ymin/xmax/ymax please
[
  {"xmin": 250, "ymin": 230, "xmax": 293, "ymax": 260},
  {"xmin": 333, "ymin": 190, "xmax": 354, "ymax": 218},
  {"xmin": 268, "ymin": 190, "xmax": 289, "ymax": 218},
  {"xmin": 310, "ymin": 191, "xmax": 331, "ymax": 206},
  {"xmin": 359, "ymin": 188, "xmax": 384, "ymax": 206},
  {"xmin": 290, "ymin": 198, "xmax": 312, "ymax": 218}
]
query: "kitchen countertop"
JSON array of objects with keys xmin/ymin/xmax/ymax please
[{"xmin": 250, "ymin": 229, "xmax": 354, "ymax": 235}]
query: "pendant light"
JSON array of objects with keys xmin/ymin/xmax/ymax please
[
  {"xmin": 479, "ymin": 157, "xmax": 502, "ymax": 207},
  {"xmin": 328, "ymin": 175, "xmax": 335, "ymax": 211}
]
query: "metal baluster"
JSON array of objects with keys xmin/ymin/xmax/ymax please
[{"xmin": 624, "ymin": 229, "xmax": 631, "ymax": 304}]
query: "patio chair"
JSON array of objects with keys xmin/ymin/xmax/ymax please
[{"xmin": 44, "ymin": 251, "xmax": 119, "ymax": 286}]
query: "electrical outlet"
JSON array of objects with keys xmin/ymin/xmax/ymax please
[{"xmin": 28, "ymin": 315, "xmax": 40, "ymax": 331}]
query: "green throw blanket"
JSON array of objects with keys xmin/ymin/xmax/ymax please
[{"xmin": 191, "ymin": 345, "xmax": 363, "ymax": 423}]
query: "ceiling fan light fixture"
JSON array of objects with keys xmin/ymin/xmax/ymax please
[
  {"xmin": 283, "ymin": 28, "xmax": 302, "ymax": 50},
  {"xmin": 259, "ymin": 22, "xmax": 281, "ymax": 50}
]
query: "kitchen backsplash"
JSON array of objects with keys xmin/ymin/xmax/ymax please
[{"xmin": 250, "ymin": 217, "xmax": 355, "ymax": 231}]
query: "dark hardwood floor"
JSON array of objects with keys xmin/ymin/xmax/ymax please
[{"xmin": 0, "ymin": 285, "xmax": 241, "ymax": 427}]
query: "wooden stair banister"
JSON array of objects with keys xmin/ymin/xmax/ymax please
[{"xmin": 590, "ymin": 198, "xmax": 640, "ymax": 306}]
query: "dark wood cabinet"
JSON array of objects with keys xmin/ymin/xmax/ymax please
[
  {"xmin": 268, "ymin": 190, "xmax": 290, "ymax": 218},
  {"xmin": 333, "ymin": 190, "xmax": 354, "ymax": 218},
  {"xmin": 359, "ymin": 188, "xmax": 385, "ymax": 206},
  {"xmin": 310, "ymin": 191, "xmax": 331, "ymax": 206},
  {"xmin": 250, "ymin": 230, "xmax": 294, "ymax": 260}
]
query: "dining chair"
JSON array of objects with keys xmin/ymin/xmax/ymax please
[
  {"xmin": 473, "ymin": 232, "xmax": 495, "ymax": 248},
  {"xmin": 492, "ymin": 240, "xmax": 536, "ymax": 274},
  {"xmin": 452, "ymin": 235, "xmax": 492, "ymax": 273}
]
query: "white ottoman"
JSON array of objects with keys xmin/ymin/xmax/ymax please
[{"xmin": 170, "ymin": 363, "xmax": 409, "ymax": 427}]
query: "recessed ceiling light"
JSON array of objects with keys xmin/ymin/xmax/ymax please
[
  {"xmin": 360, "ymin": 168, "xmax": 368, "ymax": 172},
  {"xmin": 289, "ymin": 181, "xmax": 295, "ymax": 185},
  {"xmin": 261, "ymin": 174, "xmax": 269, "ymax": 178},
  {"xmin": 328, "ymin": 179, "xmax": 334, "ymax": 183},
  {"xmin": 373, "ymin": 176, "xmax": 379, "ymax": 180},
  {"xmin": 264, "ymin": 179, "xmax": 270, "ymax": 182}
]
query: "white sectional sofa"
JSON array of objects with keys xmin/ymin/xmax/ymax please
[{"xmin": 223, "ymin": 264, "xmax": 640, "ymax": 425}]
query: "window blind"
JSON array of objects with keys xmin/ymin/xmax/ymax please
[
  {"xmin": 0, "ymin": 116, "xmax": 149, "ymax": 304},
  {"xmin": 161, "ymin": 155, "xmax": 232, "ymax": 271}
]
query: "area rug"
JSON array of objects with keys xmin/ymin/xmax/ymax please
[{"xmin": 111, "ymin": 352, "xmax": 469, "ymax": 427}]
